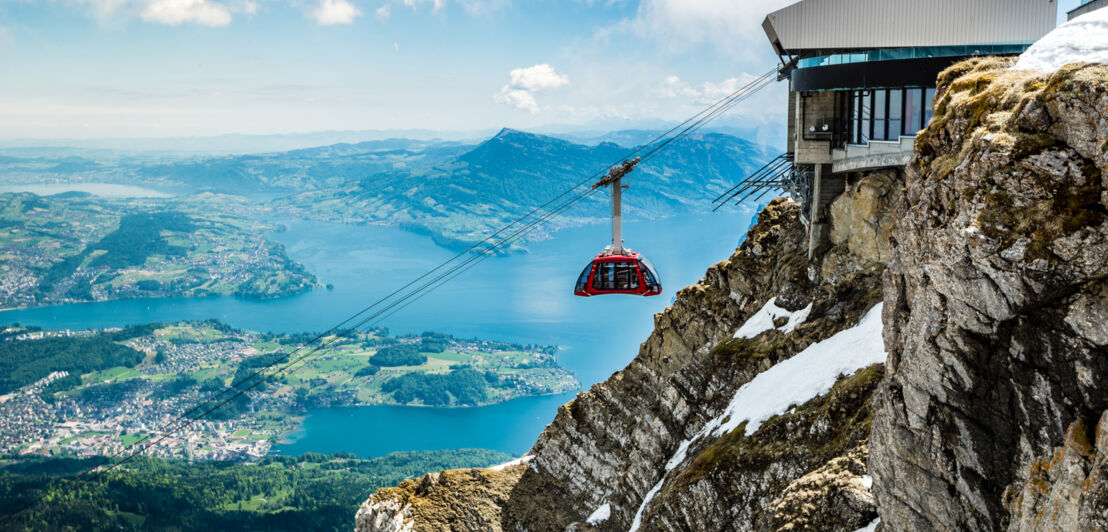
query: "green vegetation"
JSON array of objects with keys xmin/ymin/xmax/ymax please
[
  {"xmin": 89, "ymin": 212, "xmax": 195, "ymax": 269},
  {"xmin": 0, "ymin": 449, "xmax": 513, "ymax": 531},
  {"xmin": 380, "ymin": 368, "xmax": 492, "ymax": 406},
  {"xmin": 370, "ymin": 345, "xmax": 427, "ymax": 367},
  {"xmin": 0, "ymin": 332, "xmax": 145, "ymax": 395}
]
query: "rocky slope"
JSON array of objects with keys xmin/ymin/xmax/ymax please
[
  {"xmin": 354, "ymin": 57, "xmax": 1108, "ymax": 531},
  {"xmin": 356, "ymin": 189, "xmax": 894, "ymax": 531},
  {"xmin": 870, "ymin": 58, "xmax": 1108, "ymax": 530}
]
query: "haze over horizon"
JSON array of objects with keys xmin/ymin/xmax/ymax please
[{"xmin": 0, "ymin": 0, "xmax": 812, "ymax": 142}]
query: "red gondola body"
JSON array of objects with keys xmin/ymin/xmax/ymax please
[{"xmin": 574, "ymin": 250, "xmax": 662, "ymax": 297}]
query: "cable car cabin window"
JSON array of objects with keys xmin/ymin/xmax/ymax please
[
  {"xmin": 575, "ymin": 263, "xmax": 593, "ymax": 293},
  {"xmin": 594, "ymin": 262, "xmax": 639, "ymax": 291},
  {"xmin": 639, "ymin": 258, "xmax": 661, "ymax": 292}
]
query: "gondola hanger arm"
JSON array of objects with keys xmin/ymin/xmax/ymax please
[{"xmin": 592, "ymin": 157, "xmax": 641, "ymax": 189}]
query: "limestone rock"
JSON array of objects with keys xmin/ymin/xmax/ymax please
[
  {"xmin": 870, "ymin": 58, "xmax": 1108, "ymax": 530},
  {"xmin": 354, "ymin": 465, "xmax": 525, "ymax": 532},
  {"xmin": 829, "ymin": 169, "xmax": 901, "ymax": 266}
]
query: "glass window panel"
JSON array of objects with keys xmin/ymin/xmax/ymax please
[
  {"xmin": 860, "ymin": 91, "xmax": 871, "ymax": 144},
  {"xmin": 888, "ymin": 119, "xmax": 902, "ymax": 138},
  {"xmin": 852, "ymin": 91, "xmax": 862, "ymax": 144},
  {"xmin": 924, "ymin": 87, "xmax": 937, "ymax": 127},
  {"xmin": 889, "ymin": 89, "xmax": 903, "ymax": 121},
  {"xmin": 594, "ymin": 262, "xmax": 639, "ymax": 291},
  {"xmin": 904, "ymin": 88, "xmax": 922, "ymax": 136},
  {"xmin": 874, "ymin": 90, "xmax": 886, "ymax": 140},
  {"xmin": 575, "ymin": 263, "xmax": 592, "ymax": 292}
]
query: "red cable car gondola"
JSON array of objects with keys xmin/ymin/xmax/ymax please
[{"xmin": 573, "ymin": 158, "xmax": 662, "ymax": 297}]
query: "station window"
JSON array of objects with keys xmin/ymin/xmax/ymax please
[{"xmin": 848, "ymin": 87, "xmax": 935, "ymax": 144}]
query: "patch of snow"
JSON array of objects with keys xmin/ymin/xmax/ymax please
[
  {"xmin": 669, "ymin": 304, "xmax": 886, "ymax": 473},
  {"xmin": 733, "ymin": 297, "xmax": 813, "ymax": 339},
  {"xmin": 1014, "ymin": 8, "xmax": 1108, "ymax": 72},
  {"xmin": 488, "ymin": 454, "xmax": 532, "ymax": 471},
  {"xmin": 631, "ymin": 304, "xmax": 886, "ymax": 532},
  {"xmin": 628, "ymin": 479, "xmax": 664, "ymax": 532},
  {"xmin": 585, "ymin": 503, "xmax": 611, "ymax": 525},
  {"xmin": 854, "ymin": 518, "xmax": 880, "ymax": 532},
  {"xmin": 860, "ymin": 475, "xmax": 873, "ymax": 490}
]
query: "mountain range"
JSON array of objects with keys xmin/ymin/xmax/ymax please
[{"xmin": 277, "ymin": 128, "xmax": 778, "ymax": 248}]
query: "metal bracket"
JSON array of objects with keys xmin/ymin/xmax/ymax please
[{"xmin": 592, "ymin": 157, "xmax": 641, "ymax": 189}]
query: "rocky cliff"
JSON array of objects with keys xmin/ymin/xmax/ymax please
[
  {"xmin": 357, "ymin": 189, "xmax": 895, "ymax": 531},
  {"xmin": 870, "ymin": 58, "xmax": 1108, "ymax": 530},
  {"xmin": 354, "ymin": 57, "xmax": 1108, "ymax": 531}
]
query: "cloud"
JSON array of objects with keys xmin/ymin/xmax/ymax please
[
  {"xmin": 140, "ymin": 0, "xmax": 233, "ymax": 26},
  {"xmin": 310, "ymin": 0, "xmax": 362, "ymax": 25},
  {"xmin": 235, "ymin": 0, "xmax": 258, "ymax": 16},
  {"xmin": 494, "ymin": 88, "xmax": 539, "ymax": 114},
  {"xmin": 658, "ymin": 73, "xmax": 761, "ymax": 103},
  {"xmin": 402, "ymin": 0, "xmax": 444, "ymax": 13},
  {"xmin": 613, "ymin": 0, "xmax": 793, "ymax": 60},
  {"xmin": 493, "ymin": 64, "xmax": 569, "ymax": 114},
  {"xmin": 375, "ymin": 4, "xmax": 390, "ymax": 20}
]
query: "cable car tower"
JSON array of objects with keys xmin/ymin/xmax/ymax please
[{"xmin": 573, "ymin": 157, "xmax": 662, "ymax": 297}]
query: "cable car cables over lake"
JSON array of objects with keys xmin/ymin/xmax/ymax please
[{"xmin": 0, "ymin": 67, "xmax": 779, "ymax": 525}]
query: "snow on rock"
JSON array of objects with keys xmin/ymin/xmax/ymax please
[
  {"xmin": 1014, "ymin": 8, "xmax": 1108, "ymax": 72},
  {"xmin": 630, "ymin": 304, "xmax": 885, "ymax": 532},
  {"xmin": 487, "ymin": 454, "xmax": 532, "ymax": 471},
  {"xmin": 585, "ymin": 503, "xmax": 611, "ymax": 525},
  {"xmin": 628, "ymin": 481, "xmax": 663, "ymax": 532},
  {"xmin": 854, "ymin": 518, "xmax": 880, "ymax": 532},
  {"xmin": 733, "ymin": 297, "xmax": 812, "ymax": 339}
]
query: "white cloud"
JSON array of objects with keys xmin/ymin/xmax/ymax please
[
  {"xmin": 494, "ymin": 88, "xmax": 540, "ymax": 114},
  {"xmin": 75, "ymin": 0, "xmax": 135, "ymax": 18},
  {"xmin": 402, "ymin": 0, "xmax": 444, "ymax": 13},
  {"xmin": 375, "ymin": 4, "xmax": 390, "ymax": 20},
  {"xmin": 310, "ymin": 0, "xmax": 362, "ymax": 25},
  {"xmin": 658, "ymin": 73, "xmax": 761, "ymax": 103},
  {"xmin": 507, "ymin": 64, "xmax": 569, "ymax": 92},
  {"xmin": 493, "ymin": 64, "xmax": 569, "ymax": 114},
  {"xmin": 615, "ymin": 0, "xmax": 793, "ymax": 60},
  {"xmin": 140, "ymin": 0, "xmax": 233, "ymax": 26},
  {"xmin": 393, "ymin": 41, "xmax": 400, "ymax": 51}
]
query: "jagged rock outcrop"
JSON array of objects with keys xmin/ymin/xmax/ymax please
[
  {"xmin": 871, "ymin": 58, "xmax": 1108, "ymax": 530},
  {"xmin": 357, "ymin": 196, "xmax": 891, "ymax": 532},
  {"xmin": 354, "ymin": 464, "xmax": 527, "ymax": 532}
]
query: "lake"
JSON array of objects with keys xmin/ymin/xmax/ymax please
[{"xmin": 6, "ymin": 208, "xmax": 758, "ymax": 457}]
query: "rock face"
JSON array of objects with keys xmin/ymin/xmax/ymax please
[
  {"xmin": 829, "ymin": 169, "xmax": 900, "ymax": 265},
  {"xmin": 357, "ymin": 197, "xmax": 889, "ymax": 532},
  {"xmin": 354, "ymin": 464, "xmax": 526, "ymax": 532},
  {"xmin": 870, "ymin": 58, "xmax": 1108, "ymax": 530}
]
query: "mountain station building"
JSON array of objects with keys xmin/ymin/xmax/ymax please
[{"xmin": 761, "ymin": 0, "xmax": 1057, "ymax": 255}]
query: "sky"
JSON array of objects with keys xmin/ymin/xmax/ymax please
[{"xmin": 0, "ymin": 0, "xmax": 1083, "ymax": 141}]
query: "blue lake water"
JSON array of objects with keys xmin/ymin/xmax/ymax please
[{"xmin": 5, "ymin": 209, "xmax": 756, "ymax": 457}]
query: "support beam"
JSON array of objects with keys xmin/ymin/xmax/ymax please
[
  {"xmin": 808, "ymin": 164, "xmax": 822, "ymax": 258},
  {"xmin": 611, "ymin": 177, "xmax": 623, "ymax": 255}
]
